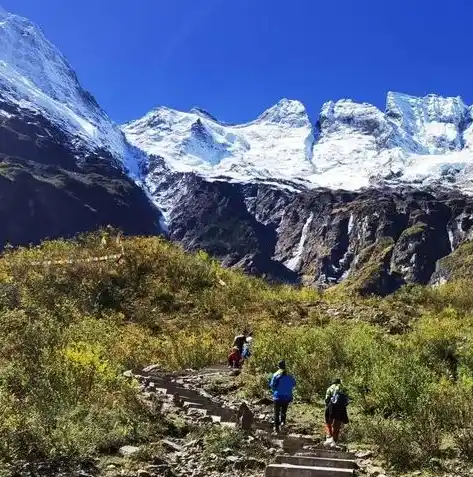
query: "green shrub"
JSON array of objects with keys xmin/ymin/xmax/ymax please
[
  {"xmin": 359, "ymin": 416, "xmax": 416, "ymax": 469},
  {"xmin": 3, "ymin": 230, "xmax": 473, "ymax": 473}
]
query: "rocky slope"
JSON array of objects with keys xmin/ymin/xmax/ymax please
[
  {"xmin": 122, "ymin": 76, "xmax": 473, "ymax": 292},
  {"xmin": 147, "ymin": 158, "xmax": 473, "ymax": 292},
  {"xmin": 0, "ymin": 7, "xmax": 164, "ymax": 246}
]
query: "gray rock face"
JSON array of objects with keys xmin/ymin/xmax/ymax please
[
  {"xmin": 150, "ymin": 167, "xmax": 473, "ymax": 293},
  {"xmin": 0, "ymin": 96, "xmax": 164, "ymax": 247}
]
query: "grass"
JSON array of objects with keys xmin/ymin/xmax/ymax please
[
  {"xmin": 1, "ymin": 230, "xmax": 473, "ymax": 473},
  {"xmin": 400, "ymin": 222, "xmax": 427, "ymax": 238},
  {"xmin": 197, "ymin": 427, "xmax": 270, "ymax": 471},
  {"xmin": 338, "ymin": 237, "xmax": 396, "ymax": 295},
  {"xmin": 434, "ymin": 240, "xmax": 473, "ymax": 281}
]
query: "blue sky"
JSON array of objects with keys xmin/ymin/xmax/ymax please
[{"xmin": 3, "ymin": 0, "xmax": 473, "ymax": 124}]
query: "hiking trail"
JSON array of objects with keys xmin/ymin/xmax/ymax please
[{"xmin": 133, "ymin": 364, "xmax": 359, "ymax": 477}]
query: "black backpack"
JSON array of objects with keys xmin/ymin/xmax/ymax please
[{"xmin": 331, "ymin": 388, "xmax": 349, "ymax": 407}]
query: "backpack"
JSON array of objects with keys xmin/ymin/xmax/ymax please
[
  {"xmin": 234, "ymin": 335, "xmax": 245, "ymax": 350},
  {"xmin": 331, "ymin": 388, "xmax": 349, "ymax": 407}
]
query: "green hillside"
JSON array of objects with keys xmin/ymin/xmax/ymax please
[{"xmin": 1, "ymin": 230, "xmax": 473, "ymax": 473}]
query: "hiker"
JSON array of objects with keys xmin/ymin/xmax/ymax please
[
  {"xmin": 227, "ymin": 346, "xmax": 242, "ymax": 369},
  {"xmin": 242, "ymin": 341, "xmax": 251, "ymax": 360},
  {"xmin": 233, "ymin": 330, "xmax": 247, "ymax": 354},
  {"xmin": 269, "ymin": 360, "xmax": 296, "ymax": 434},
  {"xmin": 236, "ymin": 402, "xmax": 254, "ymax": 432},
  {"xmin": 324, "ymin": 378, "xmax": 349, "ymax": 447},
  {"xmin": 241, "ymin": 331, "xmax": 253, "ymax": 361}
]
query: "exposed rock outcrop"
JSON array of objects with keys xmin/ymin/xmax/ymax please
[
  {"xmin": 150, "ymin": 166, "xmax": 473, "ymax": 293},
  {"xmin": 0, "ymin": 96, "xmax": 163, "ymax": 247}
]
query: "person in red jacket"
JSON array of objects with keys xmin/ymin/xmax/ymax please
[{"xmin": 228, "ymin": 346, "xmax": 242, "ymax": 369}]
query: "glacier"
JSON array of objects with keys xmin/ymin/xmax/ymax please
[
  {"xmin": 122, "ymin": 98, "xmax": 316, "ymax": 187},
  {"xmin": 3, "ymin": 4, "xmax": 473, "ymax": 196},
  {"xmin": 124, "ymin": 92, "xmax": 473, "ymax": 193}
]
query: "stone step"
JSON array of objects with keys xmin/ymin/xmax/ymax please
[
  {"xmin": 276, "ymin": 455, "xmax": 357, "ymax": 470},
  {"xmin": 220, "ymin": 421, "xmax": 237, "ymax": 429},
  {"xmin": 182, "ymin": 402, "xmax": 234, "ymax": 420},
  {"xmin": 265, "ymin": 463, "xmax": 355, "ymax": 477},
  {"xmin": 154, "ymin": 387, "xmax": 168, "ymax": 395},
  {"xmin": 282, "ymin": 436, "xmax": 316, "ymax": 454},
  {"xmin": 256, "ymin": 420, "xmax": 273, "ymax": 431},
  {"xmin": 296, "ymin": 449, "xmax": 355, "ymax": 461},
  {"xmin": 155, "ymin": 387, "xmax": 236, "ymax": 420},
  {"xmin": 154, "ymin": 384, "xmax": 216, "ymax": 402},
  {"xmin": 167, "ymin": 388, "xmax": 219, "ymax": 404},
  {"xmin": 194, "ymin": 364, "xmax": 231, "ymax": 375},
  {"xmin": 147, "ymin": 377, "xmax": 274, "ymax": 431},
  {"xmin": 157, "ymin": 364, "xmax": 230, "ymax": 378},
  {"xmin": 183, "ymin": 401, "xmax": 204, "ymax": 409}
]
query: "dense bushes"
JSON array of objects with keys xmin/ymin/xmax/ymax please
[
  {"xmin": 0, "ymin": 307, "xmax": 152, "ymax": 461},
  {"xmin": 2, "ymin": 230, "xmax": 473, "ymax": 472},
  {"xmin": 0, "ymin": 231, "xmax": 318, "ymax": 465},
  {"xmin": 244, "ymin": 303, "xmax": 473, "ymax": 469}
]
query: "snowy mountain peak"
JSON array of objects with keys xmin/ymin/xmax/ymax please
[
  {"xmin": 385, "ymin": 91, "xmax": 469, "ymax": 154},
  {"xmin": 123, "ymin": 99, "xmax": 315, "ymax": 182},
  {"xmin": 256, "ymin": 98, "xmax": 310, "ymax": 127},
  {"xmin": 0, "ymin": 8, "xmax": 89, "ymax": 107},
  {"xmin": 124, "ymin": 91, "xmax": 473, "ymax": 192},
  {"xmin": 318, "ymin": 98, "xmax": 388, "ymax": 135},
  {"xmin": 189, "ymin": 107, "xmax": 219, "ymax": 123},
  {"xmin": 386, "ymin": 91, "xmax": 467, "ymax": 123},
  {"xmin": 5, "ymin": 5, "xmax": 473, "ymax": 196},
  {"xmin": 0, "ymin": 6, "xmax": 142, "ymax": 175}
]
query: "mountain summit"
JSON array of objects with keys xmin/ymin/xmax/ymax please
[
  {"xmin": 0, "ymin": 7, "xmax": 162, "ymax": 246},
  {"xmin": 0, "ymin": 7, "xmax": 143, "ymax": 175},
  {"xmin": 124, "ymin": 92, "xmax": 473, "ymax": 192},
  {"xmin": 122, "ymin": 98, "xmax": 316, "ymax": 186}
]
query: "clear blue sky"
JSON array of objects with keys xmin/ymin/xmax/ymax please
[{"xmin": 3, "ymin": 0, "xmax": 473, "ymax": 124}]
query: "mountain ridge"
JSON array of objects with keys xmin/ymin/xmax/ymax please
[
  {"xmin": 124, "ymin": 91, "xmax": 473, "ymax": 194},
  {"xmin": 0, "ymin": 7, "xmax": 164, "ymax": 246},
  {"xmin": 4, "ymin": 5, "xmax": 473, "ymax": 293}
]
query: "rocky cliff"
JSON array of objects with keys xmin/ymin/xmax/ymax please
[
  {"xmin": 3, "ymin": 6, "xmax": 473, "ymax": 293},
  {"xmin": 147, "ymin": 153, "xmax": 473, "ymax": 293}
]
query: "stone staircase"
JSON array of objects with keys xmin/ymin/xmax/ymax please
[
  {"xmin": 138, "ymin": 364, "xmax": 272, "ymax": 429},
  {"xmin": 266, "ymin": 449, "xmax": 358, "ymax": 476},
  {"xmin": 134, "ymin": 365, "xmax": 251, "ymax": 429},
  {"xmin": 136, "ymin": 366, "xmax": 359, "ymax": 476}
]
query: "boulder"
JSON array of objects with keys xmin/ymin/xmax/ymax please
[{"xmin": 119, "ymin": 445, "xmax": 141, "ymax": 457}]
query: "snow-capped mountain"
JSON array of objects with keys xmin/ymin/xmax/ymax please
[
  {"xmin": 0, "ymin": 6, "xmax": 142, "ymax": 176},
  {"xmin": 0, "ymin": 6, "xmax": 162, "ymax": 245},
  {"xmin": 122, "ymin": 92, "xmax": 473, "ymax": 293},
  {"xmin": 123, "ymin": 99, "xmax": 316, "ymax": 188},
  {"xmin": 4, "ymin": 3, "xmax": 473, "ymax": 196},
  {"xmin": 124, "ymin": 92, "xmax": 473, "ymax": 192},
  {"xmin": 5, "ymin": 4, "xmax": 473, "ymax": 294}
]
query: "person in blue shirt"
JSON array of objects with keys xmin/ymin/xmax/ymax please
[{"xmin": 269, "ymin": 360, "xmax": 296, "ymax": 433}]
